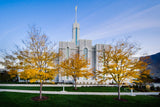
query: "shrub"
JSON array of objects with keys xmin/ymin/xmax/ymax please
[
  {"xmin": 156, "ymin": 87, "xmax": 160, "ymax": 91},
  {"xmin": 150, "ymin": 86, "xmax": 155, "ymax": 91},
  {"xmin": 146, "ymin": 85, "xmax": 150, "ymax": 91}
]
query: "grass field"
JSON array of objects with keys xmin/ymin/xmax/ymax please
[
  {"xmin": 0, "ymin": 92, "xmax": 159, "ymax": 107},
  {"xmin": 0, "ymin": 86, "xmax": 132, "ymax": 92}
]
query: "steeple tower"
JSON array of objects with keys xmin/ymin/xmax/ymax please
[
  {"xmin": 72, "ymin": 6, "xmax": 80, "ymax": 45},
  {"xmin": 75, "ymin": 6, "xmax": 77, "ymax": 23}
]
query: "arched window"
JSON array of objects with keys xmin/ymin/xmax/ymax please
[
  {"xmin": 67, "ymin": 47, "xmax": 69, "ymax": 59},
  {"xmin": 84, "ymin": 48, "xmax": 88, "ymax": 60}
]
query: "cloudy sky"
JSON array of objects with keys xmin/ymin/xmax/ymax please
[{"xmin": 0, "ymin": 0, "xmax": 160, "ymax": 56}]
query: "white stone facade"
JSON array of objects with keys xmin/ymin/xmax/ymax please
[{"xmin": 57, "ymin": 7, "xmax": 111, "ymax": 84}]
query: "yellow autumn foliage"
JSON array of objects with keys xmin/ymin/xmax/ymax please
[
  {"xmin": 97, "ymin": 41, "xmax": 150, "ymax": 85},
  {"xmin": 15, "ymin": 33, "xmax": 59, "ymax": 83},
  {"xmin": 96, "ymin": 40, "xmax": 150, "ymax": 100},
  {"xmin": 0, "ymin": 54, "xmax": 19, "ymax": 79},
  {"xmin": 60, "ymin": 53, "xmax": 93, "ymax": 89}
]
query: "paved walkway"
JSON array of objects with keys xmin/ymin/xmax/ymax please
[
  {"xmin": 0, "ymin": 84, "xmax": 73, "ymax": 87},
  {"xmin": 0, "ymin": 84, "xmax": 117, "ymax": 87},
  {"xmin": 0, "ymin": 89, "xmax": 159, "ymax": 96}
]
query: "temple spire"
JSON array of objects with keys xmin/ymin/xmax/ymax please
[
  {"xmin": 72, "ymin": 5, "xmax": 79, "ymax": 45},
  {"xmin": 75, "ymin": 6, "xmax": 77, "ymax": 23}
]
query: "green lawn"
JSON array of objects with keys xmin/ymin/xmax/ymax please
[
  {"xmin": 0, "ymin": 86, "xmax": 132, "ymax": 92},
  {"xmin": 0, "ymin": 92, "xmax": 159, "ymax": 107}
]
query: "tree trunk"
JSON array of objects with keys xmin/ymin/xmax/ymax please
[
  {"xmin": 40, "ymin": 81, "xmax": 43, "ymax": 99},
  {"xmin": 74, "ymin": 79, "xmax": 77, "ymax": 90},
  {"xmin": 118, "ymin": 84, "xmax": 121, "ymax": 100}
]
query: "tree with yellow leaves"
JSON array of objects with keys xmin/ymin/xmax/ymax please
[
  {"xmin": 60, "ymin": 53, "xmax": 93, "ymax": 90},
  {"xmin": 8, "ymin": 26, "xmax": 58, "ymax": 99},
  {"xmin": 97, "ymin": 40, "xmax": 150, "ymax": 100},
  {"xmin": 19, "ymin": 69, "xmax": 31, "ymax": 83},
  {"xmin": 136, "ymin": 56, "xmax": 152, "ymax": 86},
  {"xmin": 0, "ymin": 53, "xmax": 19, "ymax": 81}
]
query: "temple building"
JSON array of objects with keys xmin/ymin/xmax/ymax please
[{"xmin": 57, "ymin": 6, "xmax": 110, "ymax": 84}]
